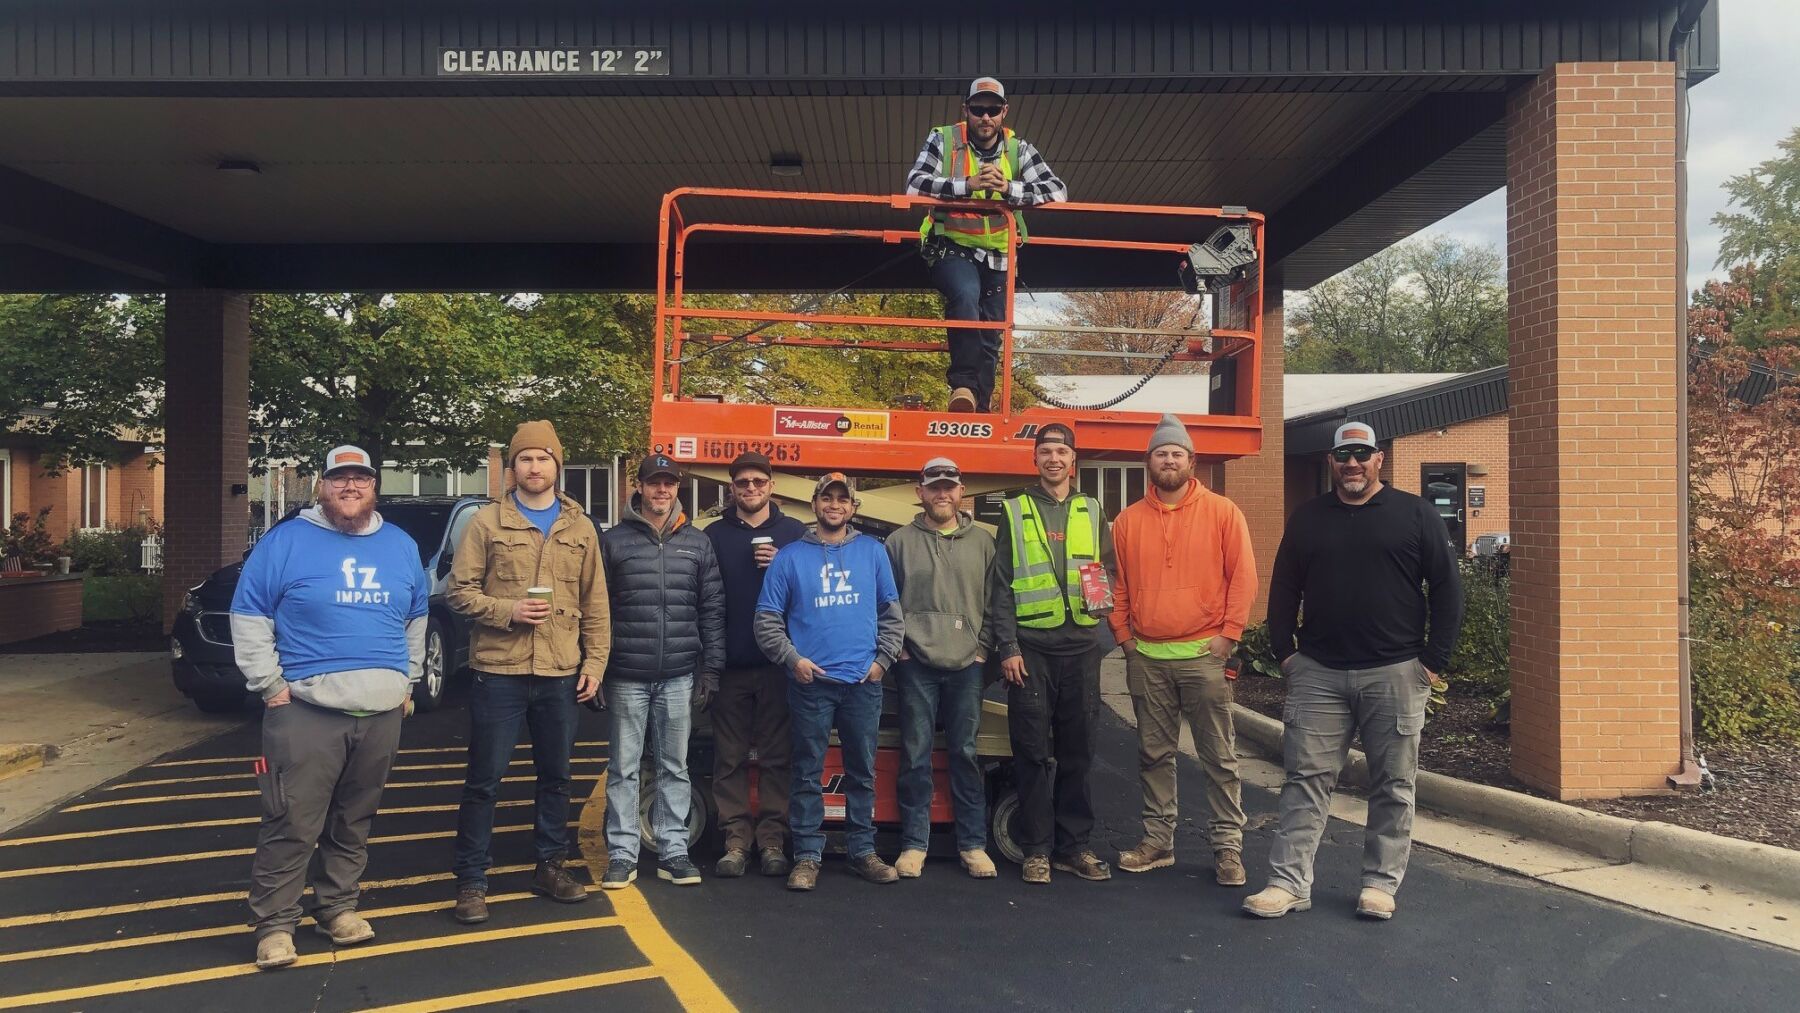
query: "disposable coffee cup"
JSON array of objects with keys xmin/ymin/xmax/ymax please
[
  {"xmin": 751, "ymin": 536, "xmax": 774, "ymax": 568},
  {"xmin": 526, "ymin": 586, "xmax": 553, "ymax": 611}
]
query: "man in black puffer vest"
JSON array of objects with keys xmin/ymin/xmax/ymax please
[{"xmin": 599, "ymin": 453, "xmax": 725, "ymax": 890}]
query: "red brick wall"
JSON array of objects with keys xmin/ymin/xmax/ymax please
[
  {"xmin": 1505, "ymin": 62, "xmax": 1680, "ymax": 799},
  {"xmin": 1388, "ymin": 414, "xmax": 1511, "ymax": 542},
  {"xmin": 111, "ymin": 452, "xmax": 163, "ymax": 529},
  {"xmin": 1223, "ymin": 286, "xmax": 1285, "ymax": 603},
  {"xmin": 0, "ymin": 575, "xmax": 83, "ymax": 645}
]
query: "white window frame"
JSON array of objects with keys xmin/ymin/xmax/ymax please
[
  {"xmin": 1078, "ymin": 463, "xmax": 1144, "ymax": 521},
  {"xmin": 561, "ymin": 455, "xmax": 621, "ymax": 528},
  {"xmin": 80, "ymin": 464, "xmax": 109, "ymax": 531},
  {"xmin": 380, "ymin": 463, "xmax": 488, "ymax": 498}
]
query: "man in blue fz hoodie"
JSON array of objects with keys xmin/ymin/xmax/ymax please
[
  {"xmin": 755, "ymin": 473, "xmax": 905, "ymax": 891},
  {"xmin": 232, "ymin": 445, "xmax": 428, "ymax": 971}
]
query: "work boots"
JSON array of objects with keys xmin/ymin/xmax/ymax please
[
  {"xmin": 851, "ymin": 853, "xmax": 899, "ymax": 884},
  {"xmin": 254, "ymin": 931, "xmax": 297, "ymax": 971},
  {"xmin": 314, "ymin": 911, "xmax": 375, "ymax": 946},
  {"xmin": 1214, "ymin": 849, "xmax": 1247, "ymax": 887},
  {"xmin": 1052, "ymin": 851, "xmax": 1113, "ymax": 881},
  {"xmin": 1242, "ymin": 885, "xmax": 1311, "ymax": 919},
  {"xmin": 949, "ymin": 387, "xmax": 977, "ymax": 413},
  {"xmin": 1022, "ymin": 855, "xmax": 1051, "ymax": 885},
  {"xmin": 532, "ymin": 859, "xmax": 589, "ymax": 903},
  {"xmin": 759, "ymin": 847, "xmax": 791, "ymax": 877},
  {"xmin": 715, "ymin": 849, "xmax": 749, "ymax": 878},
  {"xmin": 960, "ymin": 849, "xmax": 997, "ymax": 879},
  {"xmin": 1357, "ymin": 887, "xmax": 1397, "ymax": 920},
  {"xmin": 1117, "ymin": 841, "xmax": 1175, "ymax": 874},
  {"xmin": 895, "ymin": 849, "xmax": 928, "ymax": 879},
  {"xmin": 452, "ymin": 886, "xmax": 489, "ymax": 925},
  {"xmin": 787, "ymin": 859, "xmax": 822, "ymax": 891}
]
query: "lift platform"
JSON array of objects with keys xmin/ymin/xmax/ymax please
[{"xmin": 648, "ymin": 188, "xmax": 1264, "ymax": 484}]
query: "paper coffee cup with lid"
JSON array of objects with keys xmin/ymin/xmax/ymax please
[{"xmin": 526, "ymin": 586, "xmax": 553, "ymax": 610}]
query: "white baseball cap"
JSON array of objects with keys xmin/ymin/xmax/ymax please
[
  {"xmin": 322, "ymin": 445, "xmax": 377, "ymax": 476},
  {"xmin": 967, "ymin": 77, "xmax": 1006, "ymax": 102},
  {"xmin": 1332, "ymin": 422, "xmax": 1379, "ymax": 451}
]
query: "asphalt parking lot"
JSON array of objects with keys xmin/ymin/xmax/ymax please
[{"xmin": 1, "ymin": 695, "xmax": 1798, "ymax": 1012}]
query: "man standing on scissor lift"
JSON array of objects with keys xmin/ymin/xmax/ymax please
[{"xmin": 907, "ymin": 76, "xmax": 1068, "ymax": 414}]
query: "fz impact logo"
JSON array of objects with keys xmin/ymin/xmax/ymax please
[{"xmin": 336, "ymin": 558, "xmax": 392, "ymax": 605}]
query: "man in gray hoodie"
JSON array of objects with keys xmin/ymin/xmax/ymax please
[
  {"xmin": 885, "ymin": 457, "xmax": 998, "ymax": 879},
  {"xmin": 231, "ymin": 445, "xmax": 428, "ymax": 971}
]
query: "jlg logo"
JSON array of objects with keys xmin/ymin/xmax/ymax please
[
  {"xmin": 820, "ymin": 774, "xmax": 846, "ymax": 794},
  {"xmin": 1012, "ymin": 423, "xmax": 1041, "ymax": 439}
]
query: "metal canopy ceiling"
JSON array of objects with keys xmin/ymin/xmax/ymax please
[{"xmin": 0, "ymin": 1, "xmax": 1720, "ymax": 293}]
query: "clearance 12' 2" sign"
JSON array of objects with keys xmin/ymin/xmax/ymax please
[{"xmin": 438, "ymin": 47, "xmax": 670, "ymax": 77}]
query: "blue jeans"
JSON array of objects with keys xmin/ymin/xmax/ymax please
[
  {"xmin": 929, "ymin": 247, "xmax": 1006, "ymax": 409},
  {"xmin": 604, "ymin": 675, "xmax": 694, "ymax": 862},
  {"xmin": 788, "ymin": 678, "xmax": 883, "ymax": 863},
  {"xmin": 896, "ymin": 661, "xmax": 988, "ymax": 852},
  {"xmin": 452, "ymin": 673, "xmax": 579, "ymax": 890}
]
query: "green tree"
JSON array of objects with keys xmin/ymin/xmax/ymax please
[
  {"xmin": 0, "ymin": 294, "xmax": 163, "ymax": 470},
  {"xmin": 1284, "ymin": 237, "xmax": 1506, "ymax": 374},
  {"xmin": 1711, "ymin": 125, "xmax": 1800, "ymax": 349}
]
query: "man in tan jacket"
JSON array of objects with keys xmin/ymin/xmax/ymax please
[{"xmin": 447, "ymin": 420, "xmax": 609, "ymax": 924}]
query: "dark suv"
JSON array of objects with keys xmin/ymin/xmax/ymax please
[{"xmin": 169, "ymin": 496, "xmax": 491, "ymax": 714}]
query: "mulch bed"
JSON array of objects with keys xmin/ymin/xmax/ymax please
[
  {"xmin": 0, "ymin": 619, "xmax": 166, "ymax": 655},
  {"xmin": 1232, "ymin": 670, "xmax": 1800, "ymax": 853}
]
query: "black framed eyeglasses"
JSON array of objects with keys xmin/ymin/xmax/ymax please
[
  {"xmin": 966, "ymin": 104, "xmax": 1005, "ymax": 118},
  {"xmin": 732, "ymin": 477, "xmax": 770, "ymax": 489},
  {"xmin": 1331, "ymin": 446, "xmax": 1376, "ymax": 463}
]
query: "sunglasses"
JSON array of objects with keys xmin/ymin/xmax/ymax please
[
  {"xmin": 966, "ymin": 104, "xmax": 1006, "ymax": 118},
  {"xmin": 1331, "ymin": 446, "xmax": 1376, "ymax": 463},
  {"xmin": 732, "ymin": 477, "xmax": 770, "ymax": 489}
]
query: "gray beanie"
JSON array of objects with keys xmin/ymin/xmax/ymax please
[{"xmin": 1148, "ymin": 413, "xmax": 1193, "ymax": 454}]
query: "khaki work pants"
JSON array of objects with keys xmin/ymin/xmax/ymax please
[{"xmin": 1126, "ymin": 651, "xmax": 1245, "ymax": 852}]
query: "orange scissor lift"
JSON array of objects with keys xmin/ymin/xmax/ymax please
[{"xmin": 648, "ymin": 187, "xmax": 1264, "ymax": 506}]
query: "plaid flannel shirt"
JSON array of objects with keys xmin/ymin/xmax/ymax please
[{"xmin": 905, "ymin": 127, "xmax": 1067, "ymax": 272}]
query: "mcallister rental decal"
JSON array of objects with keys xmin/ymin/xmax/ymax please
[{"xmin": 773, "ymin": 409, "xmax": 891, "ymax": 441}]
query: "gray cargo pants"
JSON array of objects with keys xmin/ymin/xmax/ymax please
[
  {"xmin": 249, "ymin": 699, "xmax": 404, "ymax": 938},
  {"xmin": 1265, "ymin": 654, "xmax": 1430, "ymax": 900}
]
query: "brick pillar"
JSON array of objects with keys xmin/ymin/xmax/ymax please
[
  {"xmin": 1505, "ymin": 62, "xmax": 1680, "ymax": 799},
  {"xmin": 161, "ymin": 291, "xmax": 250, "ymax": 630},
  {"xmin": 1223, "ymin": 282, "xmax": 1285, "ymax": 601}
]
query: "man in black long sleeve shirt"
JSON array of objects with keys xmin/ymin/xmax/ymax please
[{"xmin": 1244, "ymin": 421, "xmax": 1463, "ymax": 923}]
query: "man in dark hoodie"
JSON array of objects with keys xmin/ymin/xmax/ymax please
[
  {"xmin": 988, "ymin": 423, "xmax": 1118, "ymax": 885},
  {"xmin": 755, "ymin": 473, "xmax": 905, "ymax": 892},
  {"xmin": 703, "ymin": 452, "xmax": 807, "ymax": 879},
  {"xmin": 885, "ymin": 456, "xmax": 997, "ymax": 880},
  {"xmin": 599, "ymin": 453, "xmax": 725, "ymax": 890}
]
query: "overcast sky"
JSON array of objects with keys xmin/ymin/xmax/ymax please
[{"xmin": 1420, "ymin": 0, "xmax": 1797, "ymax": 294}]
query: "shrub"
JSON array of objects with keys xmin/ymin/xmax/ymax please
[
  {"xmin": 1449, "ymin": 557, "xmax": 1510, "ymax": 695},
  {"xmin": 62, "ymin": 526, "xmax": 150, "ymax": 576},
  {"xmin": 82, "ymin": 572, "xmax": 163, "ymax": 624},
  {"xmin": 1232, "ymin": 622, "xmax": 1282, "ymax": 678},
  {"xmin": 3, "ymin": 508, "xmax": 57, "ymax": 568}
]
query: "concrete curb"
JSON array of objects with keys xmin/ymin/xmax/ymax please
[
  {"xmin": 1232, "ymin": 704, "xmax": 1800, "ymax": 901},
  {"xmin": 0, "ymin": 743, "xmax": 56, "ymax": 783}
]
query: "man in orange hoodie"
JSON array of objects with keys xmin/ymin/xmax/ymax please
[{"xmin": 1109, "ymin": 414, "xmax": 1255, "ymax": 887}]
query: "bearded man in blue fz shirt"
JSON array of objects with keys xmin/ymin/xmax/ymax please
[
  {"xmin": 755, "ymin": 473, "xmax": 905, "ymax": 891},
  {"xmin": 231, "ymin": 445, "xmax": 428, "ymax": 971}
]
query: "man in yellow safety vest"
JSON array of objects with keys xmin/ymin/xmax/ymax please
[
  {"xmin": 906, "ymin": 76, "xmax": 1068, "ymax": 414},
  {"xmin": 986, "ymin": 422, "xmax": 1118, "ymax": 885}
]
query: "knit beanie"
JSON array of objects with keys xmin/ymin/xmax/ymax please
[
  {"xmin": 509, "ymin": 420, "xmax": 564, "ymax": 468},
  {"xmin": 1148, "ymin": 413, "xmax": 1193, "ymax": 454}
]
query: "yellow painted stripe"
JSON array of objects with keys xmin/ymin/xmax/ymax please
[
  {"xmin": 357, "ymin": 966, "xmax": 663, "ymax": 1013},
  {"xmin": 148, "ymin": 742, "xmax": 611, "ymax": 767},
  {"xmin": 0, "ymin": 861, "xmax": 576, "ymax": 929},
  {"xmin": 0, "ymin": 797, "xmax": 582, "ymax": 849},
  {"xmin": 64, "ymin": 775, "xmax": 600, "ymax": 813},
  {"xmin": 578, "ymin": 770, "xmax": 738, "ymax": 1012},
  {"xmin": 0, "ymin": 916, "xmax": 624, "ymax": 1010},
  {"xmin": 0, "ymin": 887, "xmax": 594, "ymax": 966},
  {"xmin": 111, "ymin": 758, "xmax": 607, "ymax": 791},
  {"xmin": 0, "ymin": 823, "xmax": 572, "ymax": 880}
]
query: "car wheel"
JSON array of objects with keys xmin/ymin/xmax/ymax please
[
  {"xmin": 412, "ymin": 618, "xmax": 448, "ymax": 712},
  {"xmin": 638, "ymin": 778, "xmax": 710, "ymax": 856},
  {"xmin": 194, "ymin": 693, "xmax": 245, "ymax": 714},
  {"xmin": 988, "ymin": 781, "xmax": 1025, "ymax": 865}
]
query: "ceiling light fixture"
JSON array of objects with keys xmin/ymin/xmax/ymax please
[
  {"xmin": 769, "ymin": 155, "xmax": 803, "ymax": 178},
  {"xmin": 216, "ymin": 159, "xmax": 262, "ymax": 176}
]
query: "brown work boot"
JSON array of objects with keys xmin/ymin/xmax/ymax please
[
  {"xmin": 1052, "ymin": 850, "xmax": 1113, "ymax": 881},
  {"xmin": 759, "ymin": 847, "xmax": 791, "ymax": 877},
  {"xmin": 1214, "ymin": 849, "xmax": 1247, "ymax": 887},
  {"xmin": 1242, "ymin": 885, "xmax": 1311, "ymax": 919},
  {"xmin": 960, "ymin": 849, "xmax": 997, "ymax": 879},
  {"xmin": 532, "ymin": 859, "xmax": 589, "ymax": 904},
  {"xmin": 715, "ymin": 849, "xmax": 749, "ymax": 878},
  {"xmin": 1022, "ymin": 855, "xmax": 1051, "ymax": 885},
  {"xmin": 895, "ymin": 849, "xmax": 927, "ymax": 879},
  {"xmin": 1117, "ymin": 841, "xmax": 1175, "ymax": 874},
  {"xmin": 787, "ymin": 858, "xmax": 821, "ymax": 892},
  {"xmin": 254, "ymin": 931, "xmax": 297, "ymax": 971},
  {"xmin": 949, "ymin": 387, "xmax": 977, "ymax": 413},
  {"xmin": 851, "ymin": 853, "xmax": 899, "ymax": 884},
  {"xmin": 452, "ymin": 886, "xmax": 489, "ymax": 925},
  {"xmin": 314, "ymin": 911, "xmax": 375, "ymax": 946},
  {"xmin": 1357, "ymin": 887, "xmax": 1397, "ymax": 921}
]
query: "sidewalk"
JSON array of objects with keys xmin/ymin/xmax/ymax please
[
  {"xmin": 0, "ymin": 652, "xmax": 243, "ymax": 834},
  {"xmin": 1096, "ymin": 655, "xmax": 1800, "ymax": 953}
]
